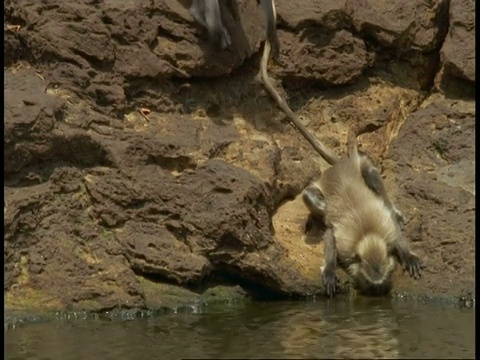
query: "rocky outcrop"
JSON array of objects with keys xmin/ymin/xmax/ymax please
[
  {"xmin": 440, "ymin": 0, "xmax": 475, "ymax": 82},
  {"xmin": 4, "ymin": 0, "xmax": 475, "ymax": 312}
]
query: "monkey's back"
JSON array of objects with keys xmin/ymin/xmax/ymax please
[{"xmin": 318, "ymin": 158, "xmax": 397, "ymax": 258}]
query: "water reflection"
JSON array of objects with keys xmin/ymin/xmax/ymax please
[
  {"xmin": 5, "ymin": 298, "xmax": 475, "ymax": 359},
  {"xmin": 279, "ymin": 300, "xmax": 401, "ymax": 359}
]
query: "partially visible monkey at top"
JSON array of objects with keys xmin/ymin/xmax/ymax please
[
  {"xmin": 189, "ymin": 0, "xmax": 231, "ymax": 50},
  {"xmin": 189, "ymin": 0, "xmax": 280, "ymax": 58},
  {"xmin": 302, "ymin": 126, "xmax": 422, "ymax": 297}
]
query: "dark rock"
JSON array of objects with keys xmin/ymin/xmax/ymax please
[
  {"xmin": 276, "ymin": 29, "xmax": 371, "ymax": 85},
  {"xmin": 346, "ymin": 0, "xmax": 449, "ymax": 52},
  {"xmin": 119, "ymin": 221, "xmax": 212, "ymax": 284},
  {"xmin": 440, "ymin": 0, "xmax": 475, "ymax": 82},
  {"xmin": 382, "ymin": 99, "xmax": 475, "ymax": 297},
  {"xmin": 4, "ymin": 0, "xmax": 475, "ymax": 313}
]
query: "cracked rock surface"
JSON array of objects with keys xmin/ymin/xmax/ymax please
[{"xmin": 4, "ymin": 0, "xmax": 474, "ymax": 312}]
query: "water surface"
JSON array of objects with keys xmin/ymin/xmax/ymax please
[{"xmin": 5, "ymin": 298, "xmax": 475, "ymax": 359}]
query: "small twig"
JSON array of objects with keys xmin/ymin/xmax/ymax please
[
  {"xmin": 6, "ymin": 24, "xmax": 21, "ymax": 32},
  {"xmin": 139, "ymin": 107, "xmax": 151, "ymax": 122}
]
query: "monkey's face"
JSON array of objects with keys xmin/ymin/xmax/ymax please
[{"xmin": 348, "ymin": 256, "xmax": 396, "ymax": 296}]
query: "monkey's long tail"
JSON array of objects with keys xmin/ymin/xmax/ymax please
[
  {"xmin": 347, "ymin": 125, "xmax": 359, "ymax": 159},
  {"xmin": 259, "ymin": 41, "xmax": 339, "ymax": 166}
]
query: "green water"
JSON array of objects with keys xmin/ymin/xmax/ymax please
[{"xmin": 4, "ymin": 298, "xmax": 475, "ymax": 359}]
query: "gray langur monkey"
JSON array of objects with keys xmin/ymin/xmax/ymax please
[
  {"xmin": 253, "ymin": 0, "xmax": 418, "ymax": 298},
  {"xmin": 190, "ymin": 0, "xmax": 231, "ymax": 49},
  {"xmin": 189, "ymin": 0, "xmax": 279, "ymax": 58},
  {"xmin": 261, "ymin": 49, "xmax": 418, "ymax": 295},
  {"xmin": 250, "ymin": 0, "xmax": 419, "ymax": 298},
  {"xmin": 302, "ymin": 126, "xmax": 422, "ymax": 297}
]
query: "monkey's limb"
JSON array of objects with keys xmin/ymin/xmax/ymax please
[
  {"xmin": 302, "ymin": 184, "xmax": 336, "ymax": 295},
  {"xmin": 348, "ymin": 126, "xmax": 406, "ymax": 229},
  {"xmin": 361, "ymin": 163, "xmax": 406, "ymax": 229},
  {"xmin": 322, "ymin": 227, "xmax": 337, "ymax": 297},
  {"xmin": 260, "ymin": 40, "xmax": 339, "ymax": 165},
  {"xmin": 190, "ymin": 0, "xmax": 207, "ymax": 27},
  {"xmin": 393, "ymin": 234, "xmax": 422, "ymax": 279},
  {"xmin": 259, "ymin": 0, "xmax": 280, "ymax": 60},
  {"xmin": 302, "ymin": 184, "xmax": 326, "ymax": 220},
  {"xmin": 190, "ymin": 0, "xmax": 231, "ymax": 50}
]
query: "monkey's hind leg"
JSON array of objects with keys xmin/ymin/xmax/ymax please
[
  {"xmin": 259, "ymin": 0, "xmax": 280, "ymax": 61},
  {"xmin": 360, "ymin": 160, "xmax": 406, "ymax": 230},
  {"xmin": 190, "ymin": 0, "xmax": 231, "ymax": 50},
  {"xmin": 189, "ymin": 0, "xmax": 207, "ymax": 28},
  {"xmin": 348, "ymin": 123, "xmax": 406, "ymax": 229},
  {"xmin": 204, "ymin": 0, "xmax": 231, "ymax": 49},
  {"xmin": 302, "ymin": 183, "xmax": 327, "ymax": 220},
  {"xmin": 210, "ymin": 25, "xmax": 231, "ymax": 50}
]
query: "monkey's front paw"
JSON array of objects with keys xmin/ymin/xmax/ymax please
[
  {"xmin": 322, "ymin": 268, "xmax": 337, "ymax": 297},
  {"xmin": 400, "ymin": 252, "xmax": 422, "ymax": 279}
]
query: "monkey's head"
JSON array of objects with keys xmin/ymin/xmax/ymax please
[{"xmin": 348, "ymin": 235, "xmax": 396, "ymax": 296}]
